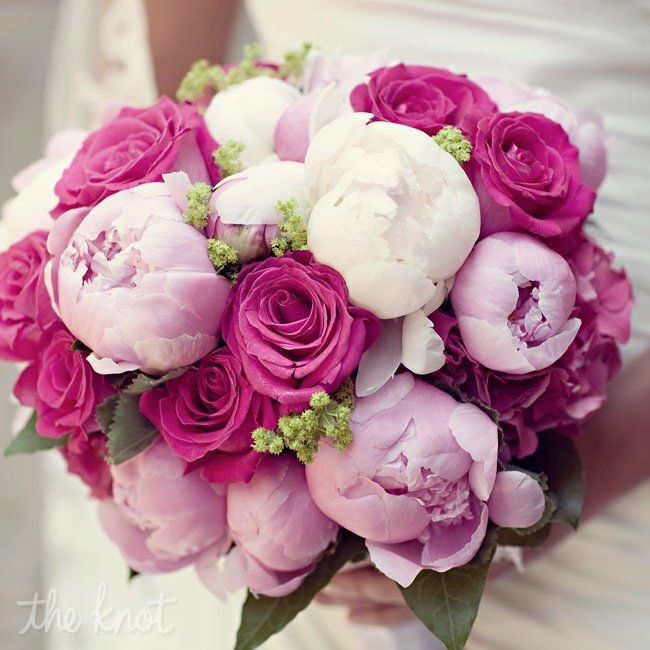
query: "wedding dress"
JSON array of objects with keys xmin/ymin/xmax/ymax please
[{"xmin": 44, "ymin": 1, "xmax": 649, "ymax": 649}]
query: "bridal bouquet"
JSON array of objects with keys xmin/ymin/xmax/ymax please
[{"xmin": 2, "ymin": 44, "xmax": 632, "ymax": 649}]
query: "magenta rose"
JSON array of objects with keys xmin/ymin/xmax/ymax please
[
  {"xmin": 350, "ymin": 64, "xmax": 497, "ymax": 138},
  {"xmin": 139, "ymin": 348, "xmax": 277, "ymax": 481},
  {"xmin": 60, "ymin": 434, "xmax": 112, "ymax": 499},
  {"xmin": 221, "ymin": 251, "xmax": 380, "ymax": 407},
  {"xmin": 472, "ymin": 111, "xmax": 596, "ymax": 239},
  {"xmin": 53, "ymin": 97, "xmax": 220, "ymax": 216},
  {"xmin": 14, "ymin": 327, "xmax": 115, "ymax": 447},
  {"xmin": 0, "ymin": 231, "xmax": 57, "ymax": 361}
]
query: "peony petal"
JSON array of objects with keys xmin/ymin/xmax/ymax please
[
  {"xmin": 356, "ymin": 318, "xmax": 402, "ymax": 397},
  {"xmin": 488, "ymin": 470, "xmax": 546, "ymax": 528},
  {"xmin": 367, "ymin": 539, "xmax": 423, "ymax": 588},
  {"xmin": 401, "ymin": 309, "xmax": 445, "ymax": 375}
]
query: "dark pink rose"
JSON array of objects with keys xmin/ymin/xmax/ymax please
[
  {"xmin": 221, "ymin": 251, "xmax": 380, "ymax": 408},
  {"xmin": 472, "ymin": 112, "xmax": 596, "ymax": 239},
  {"xmin": 350, "ymin": 64, "xmax": 497, "ymax": 138},
  {"xmin": 14, "ymin": 327, "xmax": 115, "ymax": 446},
  {"xmin": 60, "ymin": 434, "xmax": 112, "ymax": 499},
  {"xmin": 0, "ymin": 231, "xmax": 57, "ymax": 361},
  {"xmin": 433, "ymin": 236, "xmax": 631, "ymax": 458},
  {"xmin": 53, "ymin": 97, "xmax": 220, "ymax": 216},
  {"xmin": 139, "ymin": 349, "xmax": 277, "ymax": 480}
]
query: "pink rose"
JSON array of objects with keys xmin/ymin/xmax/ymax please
[
  {"xmin": 139, "ymin": 348, "xmax": 276, "ymax": 480},
  {"xmin": 0, "ymin": 231, "xmax": 57, "ymax": 361},
  {"xmin": 306, "ymin": 374, "xmax": 545, "ymax": 586},
  {"xmin": 198, "ymin": 455, "xmax": 338, "ymax": 597},
  {"xmin": 221, "ymin": 251, "xmax": 380, "ymax": 408},
  {"xmin": 98, "ymin": 440, "xmax": 230, "ymax": 574},
  {"xmin": 472, "ymin": 112, "xmax": 596, "ymax": 239},
  {"xmin": 53, "ymin": 97, "xmax": 219, "ymax": 216},
  {"xmin": 13, "ymin": 327, "xmax": 114, "ymax": 447},
  {"xmin": 477, "ymin": 78, "xmax": 607, "ymax": 189},
  {"xmin": 60, "ymin": 434, "xmax": 112, "ymax": 499},
  {"xmin": 451, "ymin": 232, "xmax": 580, "ymax": 374},
  {"xmin": 350, "ymin": 64, "xmax": 497, "ymax": 138},
  {"xmin": 47, "ymin": 182, "xmax": 230, "ymax": 376}
]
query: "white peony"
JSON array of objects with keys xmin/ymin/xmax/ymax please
[
  {"xmin": 305, "ymin": 113, "xmax": 480, "ymax": 319},
  {"xmin": 203, "ymin": 77, "xmax": 300, "ymax": 168}
]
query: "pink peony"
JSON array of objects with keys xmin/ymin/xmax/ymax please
[
  {"xmin": 350, "ymin": 64, "xmax": 497, "ymax": 139},
  {"xmin": 198, "ymin": 455, "xmax": 338, "ymax": 597},
  {"xmin": 13, "ymin": 327, "xmax": 114, "ymax": 448},
  {"xmin": 53, "ymin": 97, "xmax": 219, "ymax": 216},
  {"xmin": 471, "ymin": 112, "xmax": 596, "ymax": 239},
  {"xmin": 221, "ymin": 251, "xmax": 380, "ymax": 408},
  {"xmin": 451, "ymin": 232, "xmax": 580, "ymax": 374},
  {"xmin": 0, "ymin": 231, "xmax": 57, "ymax": 361},
  {"xmin": 306, "ymin": 374, "xmax": 545, "ymax": 586},
  {"xmin": 139, "ymin": 348, "xmax": 276, "ymax": 480},
  {"xmin": 46, "ymin": 181, "xmax": 230, "ymax": 376},
  {"xmin": 98, "ymin": 440, "xmax": 230, "ymax": 574},
  {"xmin": 434, "ymin": 235, "xmax": 632, "ymax": 457}
]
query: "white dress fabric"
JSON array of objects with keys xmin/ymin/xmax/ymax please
[{"xmin": 44, "ymin": 1, "xmax": 650, "ymax": 649}]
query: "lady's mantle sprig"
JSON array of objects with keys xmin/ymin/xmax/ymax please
[
  {"xmin": 212, "ymin": 140, "xmax": 245, "ymax": 178},
  {"xmin": 183, "ymin": 182, "xmax": 211, "ymax": 228},
  {"xmin": 433, "ymin": 126, "xmax": 472, "ymax": 164},
  {"xmin": 252, "ymin": 381, "xmax": 355, "ymax": 463},
  {"xmin": 271, "ymin": 198, "xmax": 308, "ymax": 256}
]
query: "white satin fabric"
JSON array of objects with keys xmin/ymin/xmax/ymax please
[{"xmin": 44, "ymin": 1, "xmax": 649, "ymax": 648}]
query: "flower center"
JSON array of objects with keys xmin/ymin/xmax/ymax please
[{"xmin": 508, "ymin": 274, "xmax": 550, "ymax": 345}]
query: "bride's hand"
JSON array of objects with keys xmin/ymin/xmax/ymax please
[{"xmin": 315, "ymin": 567, "xmax": 415, "ymax": 626}]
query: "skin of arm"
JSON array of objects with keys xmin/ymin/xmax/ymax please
[
  {"xmin": 318, "ymin": 349, "xmax": 650, "ymax": 625},
  {"xmin": 143, "ymin": 0, "xmax": 241, "ymax": 97}
]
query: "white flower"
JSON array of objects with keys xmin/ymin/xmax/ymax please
[
  {"xmin": 305, "ymin": 113, "xmax": 480, "ymax": 319},
  {"xmin": 203, "ymin": 77, "xmax": 300, "ymax": 168},
  {"xmin": 0, "ymin": 129, "xmax": 85, "ymax": 250}
]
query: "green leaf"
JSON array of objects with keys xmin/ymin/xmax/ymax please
[
  {"xmin": 4, "ymin": 412, "xmax": 68, "ymax": 456},
  {"xmin": 521, "ymin": 432, "xmax": 585, "ymax": 529},
  {"xmin": 235, "ymin": 531, "xmax": 366, "ymax": 650},
  {"xmin": 128, "ymin": 567, "xmax": 140, "ymax": 581},
  {"xmin": 400, "ymin": 552, "xmax": 494, "ymax": 650},
  {"xmin": 104, "ymin": 392, "xmax": 159, "ymax": 465},
  {"xmin": 122, "ymin": 368, "xmax": 189, "ymax": 396},
  {"xmin": 497, "ymin": 522, "xmax": 552, "ymax": 548}
]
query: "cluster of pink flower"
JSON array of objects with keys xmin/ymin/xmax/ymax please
[{"xmin": 1, "ymin": 45, "xmax": 632, "ymax": 647}]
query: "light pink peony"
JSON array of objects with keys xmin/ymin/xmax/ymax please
[
  {"xmin": 98, "ymin": 440, "xmax": 230, "ymax": 574},
  {"xmin": 199, "ymin": 455, "xmax": 338, "ymax": 597},
  {"xmin": 451, "ymin": 232, "xmax": 580, "ymax": 374},
  {"xmin": 477, "ymin": 78, "xmax": 607, "ymax": 189},
  {"xmin": 46, "ymin": 181, "xmax": 230, "ymax": 375},
  {"xmin": 306, "ymin": 374, "xmax": 545, "ymax": 587}
]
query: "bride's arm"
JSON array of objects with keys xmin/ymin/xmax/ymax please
[
  {"xmin": 319, "ymin": 349, "xmax": 650, "ymax": 625},
  {"xmin": 143, "ymin": 0, "xmax": 241, "ymax": 97}
]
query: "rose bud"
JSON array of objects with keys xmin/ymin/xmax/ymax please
[
  {"xmin": 451, "ymin": 232, "xmax": 581, "ymax": 374},
  {"xmin": 306, "ymin": 374, "xmax": 545, "ymax": 587}
]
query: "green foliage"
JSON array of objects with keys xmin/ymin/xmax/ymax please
[
  {"xmin": 212, "ymin": 140, "xmax": 245, "ymax": 178},
  {"xmin": 4, "ymin": 412, "xmax": 68, "ymax": 456},
  {"xmin": 235, "ymin": 531, "xmax": 365, "ymax": 650},
  {"xmin": 252, "ymin": 381, "xmax": 355, "ymax": 463},
  {"xmin": 433, "ymin": 126, "xmax": 473, "ymax": 164},
  {"xmin": 183, "ymin": 182, "xmax": 211, "ymax": 229},
  {"xmin": 279, "ymin": 42, "xmax": 312, "ymax": 80},
  {"xmin": 97, "ymin": 393, "xmax": 159, "ymax": 465},
  {"xmin": 207, "ymin": 238, "xmax": 239, "ymax": 273},
  {"xmin": 400, "ymin": 549, "xmax": 494, "ymax": 650},
  {"xmin": 121, "ymin": 368, "xmax": 189, "ymax": 396},
  {"xmin": 270, "ymin": 199, "xmax": 308, "ymax": 256}
]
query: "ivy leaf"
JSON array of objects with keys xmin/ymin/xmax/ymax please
[
  {"xmin": 102, "ymin": 392, "xmax": 159, "ymax": 465},
  {"xmin": 234, "ymin": 531, "xmax": 366, "ymax": 650},
  {"xmin": 122, "ymin": 368, "xmax": 189, "ymax": 396},
  {"xmin": 4, "ymin": 412, "xmax": 68, "ymax": 456},
  {"xmin": 400, "ymin": 551, "xmax": 494, "ymax": 650},
  {"xmin": 521, "ymin": 432, "xmax": 584, "ymax": 529}
]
